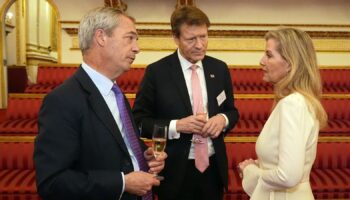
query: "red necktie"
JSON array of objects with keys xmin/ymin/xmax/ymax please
[{"xmin": 191, "ymin": 65, "xmax": 209, "ymax": 173}]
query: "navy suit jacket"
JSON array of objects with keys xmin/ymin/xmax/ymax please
[
  {"xmin": 133, "ymin": 51, "xmax": 239, "ymax": 197},
  {"xmin": 34, "ymin": 66, "xmax": 145, "ymax": 200}
]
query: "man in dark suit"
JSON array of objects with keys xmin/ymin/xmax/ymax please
[
  {"xmin": 34, "ymin": 7, "xmax": 166, "ymax": 200},
  {"xmin": 133, "ymin": 6, "xmax": 239, "ymax": 200}
]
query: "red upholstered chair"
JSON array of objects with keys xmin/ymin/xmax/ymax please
[
  {"xmin": 0, "ymin": 142, "xmax": 40, "ymax": 200},
  {"xmin": 229, "ymin": 67, "xmax": 350, "ymax": 94},
  {"xmin": 228, "ymin": 98, "xmax": 273, "ymax": 136},
  {"xmin": 25, "ymin": 65, "xmax": 77, "ymax": 93},
  {"xmin": 0, "ymin": 97, "xmax": 42, "ymax": 135},
  {"xmin": 116, "ymin": 68, "xmax": 145, "ymax": 93},
  {"xmin": 230, "ymin": 97, "xmax": 350, "ymax": 137},
  {"xmin": 225, "ymin": 142, "xmax": 256, "ymax": 200},
  {"xmin": 321, "ymin": 69, "xmax": 350, "ymax": 94},
  {"xmin": 230, "ymin": 68, "xmax": 273, "ymax": 94},
  {"xmin": 311, "ymin": 142, "xmax": 350, "ymax": 199},
  {"xmin": 0, "ymin": 94, "xmax": 135, "ymax": 135},
  {"xmin": 321, "ymin": 98, "xmax": 350, "ymax": 135}
]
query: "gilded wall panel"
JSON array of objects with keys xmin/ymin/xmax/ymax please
[
  {"xmin": 68, "ymin": 35, "xmax": 350, "ymax": 52},
  {"xmin": 136, "ymin": 37, "xmax": 350, "ymax": 52},
  {"xmin": 313, "ymin": 39, "xmax": 350, "ymax": 52}
]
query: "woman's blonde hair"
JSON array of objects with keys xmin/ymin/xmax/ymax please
[{"xmin": 265, "ymin": 27, "xmax": 327, "ymax": 129}]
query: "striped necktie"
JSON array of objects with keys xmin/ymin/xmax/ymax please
[{"xmin": 112, "ymin": 84, "xmax": 153, "ymax": 200}]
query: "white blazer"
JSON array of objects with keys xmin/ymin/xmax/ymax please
[{"xmin": 242, "ymin": 92, "xmax": 319, "ymax": 200}]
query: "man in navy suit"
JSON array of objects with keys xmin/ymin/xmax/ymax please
[
  {"xmin": 34, "ymin": 7, "xmax": 166, "ymax": 200},
  {"xmin": 133, "ymin": 6, "xmax": 239, "ymax": 200}
]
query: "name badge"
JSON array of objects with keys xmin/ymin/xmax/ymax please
[{"xmin": 217, "ymin": 90, "xmax": 226, "ymax": 106}]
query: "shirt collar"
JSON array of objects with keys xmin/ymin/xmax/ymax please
[
  {"xmin": 81, "ymin": 62, "xmax": 114, "ymax": 96},
  {"xmin": 177, "ymin": 49, "xmax": 203, "ymax": 71}
]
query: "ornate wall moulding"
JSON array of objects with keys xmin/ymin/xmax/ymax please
[{"xmin": 61, "ymin": 22, "xmax": 350, "ymax": 52}]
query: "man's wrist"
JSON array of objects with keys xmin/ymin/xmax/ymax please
[
  {"xmin": 169, "ymin": 120, "xmax": 180, "ymax": 139},
  {"xmin": 217, "ymin": 113, "xmax": 229, "ymax": 131}
]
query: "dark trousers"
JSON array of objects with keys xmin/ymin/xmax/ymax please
[{"xmin": 158, "ymin": 155, "xmax": 224, "ymax": 200}]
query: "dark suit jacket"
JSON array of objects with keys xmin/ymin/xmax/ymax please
[
  {"xmin": 133, "ymin": 51, "xmax": 239, "ymax": 197},
  {"xmin": 34, "ymin": 66, "xmax": 146, "ymax": 200}
]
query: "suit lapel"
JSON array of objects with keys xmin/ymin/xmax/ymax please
[
  {"xmin": 74, "ymin": 67, "xmax": 129, "ymax": 156},
  {"xmin": 202, "ymin": 58, "xmax": 216, "ymax": 117},
  {"xmin": 169, "ymin": 52, "xmax": 193, "ymax": 114}
]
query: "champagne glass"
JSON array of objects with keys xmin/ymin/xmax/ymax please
[
  {"xmin": 152, "ymin": 125, "xmax": 167, "ymax": 180},
  {"xmin": 196, "ymin": 103, "xmax": 208, "ymax": 126},
  {"xmin": 192, "ymin": 106, "xmax": 208, "ymax": 144},
  {"xmin": 152, "ymin": 125, "xmax": 167, "ymax": 158}
]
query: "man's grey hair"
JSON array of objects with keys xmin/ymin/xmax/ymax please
[{"xmin": 78, "ymin": 7, "xmax": 134, "ymax": 53}]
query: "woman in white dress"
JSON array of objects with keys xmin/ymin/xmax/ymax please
[{"xmin": 237, "ymin": 28, "xmax": 328, "ymax": 200}]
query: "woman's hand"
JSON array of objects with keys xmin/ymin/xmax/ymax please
[{"xmin": 237, "ymin": 158, "xmax": 258, "ymax": 178}]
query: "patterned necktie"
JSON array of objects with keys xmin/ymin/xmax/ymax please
[
  {"xmin": 191, "ymin": 65, "xmax": 209, "ymax": 173},
  {"xmin": 111, "ymin": 84, "xmax": 153, "ymax": 200}
]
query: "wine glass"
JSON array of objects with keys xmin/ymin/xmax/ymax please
[
  {"xmin": 152, "ymin": 125, "xmax": 167, "ymax": 180},
  {"xmin": 192, "ymin": 106, "xmax": 208, "ymax": 144},
  {"xmin": 152, "ymin": 125, "xmax": 167, "ymax": 158},
  {"xmin": 196, "ymin": 103, "xmax": 208, "ymax": 125}
]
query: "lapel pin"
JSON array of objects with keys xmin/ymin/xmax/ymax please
[{"xmin": 210, "ymin": 74, "xmax": 215, "ymax": 78}]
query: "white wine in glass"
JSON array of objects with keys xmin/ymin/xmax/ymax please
[
  {"xmin": 152, "ymin": 125, "xmax": 167, "ymax": 181},
  {"xmin": 152, "ymin": 125, "xmax": 167, "ymax": 158},
  {"xmin": 153, "ymin": 138, "xmax": 166, "ymax": 157}
]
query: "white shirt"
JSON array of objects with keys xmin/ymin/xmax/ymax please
[
  {"xmin": 81, "ymin": 62, "xmax": 139, "ymax": 199},
  {"xmin": 168, "ymin": 50, "xmax": 216, "ymax": 158}
]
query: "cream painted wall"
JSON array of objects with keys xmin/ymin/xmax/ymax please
[
  {"xmin": 3, "ymin": 0, "xmax": 349, "ymax": 24},
  {"xmin": 0, "ymin": 0, "xmax": 348, "ymax": 108},
  {"xmin": 200, "ymin": 0, "xmax": 350, "ymax": 24},
  {"xmin": 1, "ymin": 0, "xmax": 350, "ymax": 66},
  {"xmin": 127, "ymin": 0, "xmax": 350, "ymax": 24},
  {"xmin": 5, "ymin": 3, "xmax": 16, "ymax": 65},
  {"xmin": 60, "ymin": 30, "xmax": 82, "ymax": 63},
  {"xmin": 27, "ymin": 1, "xmax": 37, "ymax": 45},
  {"xmin": 130, "ymin": 0, "xmax": 350, "ymax": 66},
  {"xmin": 39, "ymin": 1, "xmax": 51, "ymax": 47},
  {"xmin": 134, "ymin": 51, "xmax": 350, "ymax": 67},
  {"xmin": 53, "ymin": 0, "xmax": 100, "ymax": 20},
  {"xmin": 127, "ymin": 0, "xmax": 175, "ymax": 23}
]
